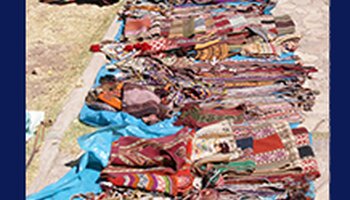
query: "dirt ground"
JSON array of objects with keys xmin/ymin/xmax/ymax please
[
  {"xmin": 273, "ymin": 1, "xmax": 330, "ymax": 199},
  {"xmin": 26, "ymin": 0, "xmax": 122, "ymax": 190},
  {"xmin": 26, "ymin": 0, "xmax": 330, "ymax": 198},
  {"xmin": 26, "ymin": 0, "xmax": 121, "ymax": 123}
]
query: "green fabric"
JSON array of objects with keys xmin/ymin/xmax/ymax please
[
  {"xmin": 214, "ymin": 160, "xmax": 256, "ymax": 173},
  {"xmin": 203, "ymin": 160, "xmax": 256, "ymax": 186}
]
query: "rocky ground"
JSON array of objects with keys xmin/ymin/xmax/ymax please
[{"xmin": 26, "ymin": 0, "xmax": 330, "ymax": 199}]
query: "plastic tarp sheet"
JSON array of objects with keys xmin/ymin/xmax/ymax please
[
  {"xmin": 27, "ymin": 4, "xmax": 313, "ymax": 198},
  {"xmin": 27, "ymin": 115, "xmax": 183, "ymax": 200},
  {"xmin": 79, "ymin": 5, "xmax": 293, "ymax": 128},
  {"xmin": 27, "ymin": 121, "xmax": 316, "ymax": 199},
  {"xmin": 79, "ymin": 53, "xmax": 297, "ymax": 127}
]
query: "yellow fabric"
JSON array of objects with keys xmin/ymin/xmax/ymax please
[
  {"xmin": 195, "ymin": 38, "xmax": 220, "ymax": 50},
  {"xmin": 224, "ymin": 81, "xmax": 275, "ymax": 88}
]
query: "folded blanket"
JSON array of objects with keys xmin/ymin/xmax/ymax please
[
  {"xmin": 101, "ymin": 127, "xmax": 195, "ymax": 196},
  {"xmin": 189, "ymin": 121, "xmax": 319, "ymax": 199}
]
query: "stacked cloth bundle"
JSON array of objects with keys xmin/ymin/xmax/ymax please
[
  {"xmin": 77, "ymin": 0, "xmax": 322, "ymax": 199},
  {"xmin": 91, "ymin": 121, "xmax": 319, "ymax": 199},
  {"xmin": 27, "ymin": 0, "xmax": 321, "ymax": 200}
]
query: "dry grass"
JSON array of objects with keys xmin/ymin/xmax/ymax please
[
  {"xmin": 26, "ymin": 138, "xmax": 41, "ymax": 190},
  {"xmin": 312, "ymin": 131, "xmax": 329, "ymax": 140},
  {"xmin": 26, "ymin": 0, "xmax": 123, "ymax": 189},
  {"xmin": 60, "ymin": 119, "xmax": 97, "ymax": 156},
  {"xmin": 26, "ymin": 0, "xmax": 122, "ymax": 121}
]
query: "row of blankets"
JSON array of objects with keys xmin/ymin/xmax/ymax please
[
  {"xmin": 84, "ymin": 57, "xmax": 316, "ymax": 125},
  {"xmin": 27, "ymin": 0, "xmax": 321, "ymax": 200},
  {"xmin": 41, "ymin": 0, "xmax": 277, "ymax": 7},
  {"xmin": 84, "ymin": 0, "xmax": 318, "ymax": 127},
  {"xmin": 95, "ymin": 121, "xmax": 319, "ymax": 199},
  {"xmin": 78, "ymin": 0, "xmax": 321, "ymax": 199}
]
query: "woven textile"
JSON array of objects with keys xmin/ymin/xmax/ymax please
[{"xmin": 101, "ymin": 127, "xmax": 195, "ymax": 196}]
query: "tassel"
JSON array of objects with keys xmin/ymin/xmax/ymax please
[{"xmin": 89, "ymin": 44, "xmax": 101, "ymax": 52}]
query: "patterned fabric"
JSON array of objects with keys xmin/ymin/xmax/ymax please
[
  {"xmin": 71, "ymin": 186, "xmax": 171, "ymax": 200},
  {"xmin": 81, "ymin": 1, "xmax": 319, "ymax": 199},
  {"xmin": 275, "ymin": 15, "xmax": 296, "ymax": 36},
  {"xmin": 101, "ymin": 128, "xmax": 195, "ymax": 196},
  {"xmin": 85, "ymin": 48, "xmax": 316, "ymax": 122},
  {"xmin": 40, "ymin": 0, "xmax": 118, "ymax": 5},
  {"xmin": 174, "ymin": 103, "xmax": 246, "ymax": 129},
  {"xmin": 118, "ymin": 0, "xmax": 295, "ymax": 60},
  {"xmin": 124, "ymin": 16, "xmax": 152, "ymax": 40},
  {"xmin": 38, "ymin": 0, "xmax": 323, "ymax": 200},
  {"xmin": 190, "ymin": 120, "xmax": 319, "ymax": 199},
  {"xmin": 192, "ymin": 120, "xmax": 319, "ymax": 171},
  {"xmin": 174, "ymin": 100, "xmax": 304, "ymax": 129}
]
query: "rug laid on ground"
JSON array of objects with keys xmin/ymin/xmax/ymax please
[{"xmin": 27, "ymin": 0, "xmax": 320, "ymax": 199}]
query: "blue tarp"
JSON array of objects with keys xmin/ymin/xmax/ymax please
[
  {"xmin": 79, "ymin": 54, "xmax": 298, "ymax": 127},
  {"xmin": 80, "ymin": 9, "xmax": 297, "ymax": 128},
  {"xmin": 27, "ymin": 115, "xmax": 183, "ymax": 200},
  {"xmin": 27, "ymin": 153, "xmax": 103, "ymax": 200},
  {"xmin": 78, "ymin": 114, "xmax": 182, "ymax": 166},
  {"xmin": 27, "ymin": 120, "xmax": 316, "ymax": 199},
  {"xmin": 27, "ymin": 5, "xmax": 316, "ymax": 199}
]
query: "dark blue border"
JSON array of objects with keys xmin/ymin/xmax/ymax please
[
  {"xmin": 0, "ymin": 0, "xmax": 345, "ymax": 199},
  {"xmin": 0, "ymin": 0, "xmax": 25, "ymax": 199},
  {"xmin": 330, "ymin": 0, "xmax": 350, "ymax": 199}
]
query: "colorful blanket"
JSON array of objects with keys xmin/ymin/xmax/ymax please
[{"xmin": 27, "ymin": 0, "xmax": 321, "ymax": 200}]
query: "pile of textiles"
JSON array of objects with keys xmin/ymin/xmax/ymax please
[
  {"xmin": 83, "ymin": 0, "xmax": 318, "ymax": 126},
  {"xmin": 39, "ymin": 0, "xmax": 120, "ymax": 6},
  {"xmin": 90, "ymin": 121, "xmax": 319, "ymax": 199},
  {"xmin": 80, "ymin": 0, "xmax": 320, "ymax": 199},
  {"xmin": 27, "ymin": 0, "xmax": 321, "ymax": 200},
  {"xmin": 83, "ymin": 57, "xmax": 318, "ymax": 125}
]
